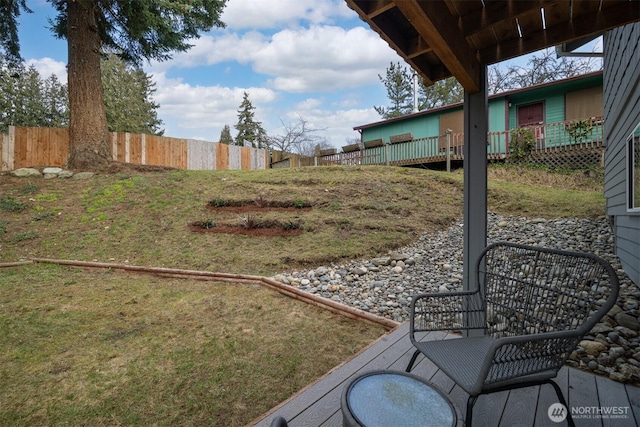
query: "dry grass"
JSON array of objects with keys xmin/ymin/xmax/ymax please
[
  {"xmin": 0, "ymin": 264, "xmax": 387, "ymax": 426},
  {"xmin": 0, "ymin": 163, "xmax": 605, "ymax": 425}
]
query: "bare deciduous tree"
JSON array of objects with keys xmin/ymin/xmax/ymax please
[{"xmin": 267, "ymin": 115, "xmax": 330, "ymax": 156}]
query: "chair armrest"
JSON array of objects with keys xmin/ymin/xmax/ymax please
[
  {"xmin": 410, "ymin": 289, "xmax": 485, "ymax": 337},
  {"xmin": 479, "ymin": 329, "xmax": 582, "ymax": 388}
]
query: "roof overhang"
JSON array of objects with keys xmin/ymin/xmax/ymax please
[{"xmin": 345, "ymin": 0, "xmax": 640, "ymax": 93}]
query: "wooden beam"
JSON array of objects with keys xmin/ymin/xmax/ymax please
[
  {"xmin": 458, "ymin": 1, "xmax": 551, "ymax": 37},
  {"xmin": 394, "ymin": 0, "xmax": 480, "ymax": 92},
  {"xmin": 363, "ymin": 0, "xmax": 395, "ymax": 19},
  {"xmin": 405, "ymin": 35, "xmax": 432, "ymax": 59},
  {"xmin": 479, "ymin": 0, "xmax": 640, "ymax": 64}
]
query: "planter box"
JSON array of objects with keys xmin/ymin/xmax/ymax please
[
  {"xmin": 319, "ymin": 148, "xmax": 337, "ymax": 156},
  {"xmin": 364, "ymin": 138, "xmax": 384, "ymax": 148},
  {"xmin": 342, "ymin": 143, "xmax": 361, "ymax": 153},
  {"xmin": 389, "ymin": 133, "xmax": 413, "ymax": 144}
]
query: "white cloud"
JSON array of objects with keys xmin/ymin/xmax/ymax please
[
  {"xmin": 221, "ymin": 0, "xmax": 354, "ymax": 29},
  {"xmin": 153, "ymin": 24, "xmax": 399, "ymax": 94},
  {"xmin": 151, "ymin": 72, "xmax": 277, "ymax": 139},
  {"xmin": 254, "ymin": 25, "xmax": 399, "ymax": 93},
  {"xmin": 25, "ymin": 57, "xmax": 67, "ymax": 82}
]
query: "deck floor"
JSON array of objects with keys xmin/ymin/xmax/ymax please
[{"xmin": 249, "ymin": 323, "xmax": 640, "ymax": 427}]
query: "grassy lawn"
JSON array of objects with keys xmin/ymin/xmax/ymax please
[
  {"xmin": 0, "ymin": 164, "xmax": 605, "ymax": 425},
  {"xmin": 0, "ymin": 264, "xmax": 387, "ymax": 426}
]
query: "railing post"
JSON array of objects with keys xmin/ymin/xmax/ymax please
[
  {"xmin": 446, "ymin": 128, "xmax": 452, "ymax": 172},
  {"xmin": 385, "ymin": 143, "xmax": 389, "ymax": 166}
]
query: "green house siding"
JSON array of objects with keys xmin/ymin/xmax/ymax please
[
  {"xmin": 489, "ymin": 98, "xmax": 507, "ymax": 153},
  {"xmin": 361, "ymin": 115, "xmax": 439, "ymax": 144},
  {"xmin": 489, "ymin": 98, "xmax": 506, "ymax": 132},
  {"xmin": 356, "ymin": 73, "xmax": 603, "ymax": 156}
]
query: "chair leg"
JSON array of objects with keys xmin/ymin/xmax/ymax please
[
  {"xmin": 465, "ymin": 395, "xmax": 478, "ymax": 427},
  {"xmin": 547, "ymin": 380, "xmax": 575, "ymax": 427},
  {"xmin": 406, "ymin": 349, "xmax": 421, "ymax": 372}
]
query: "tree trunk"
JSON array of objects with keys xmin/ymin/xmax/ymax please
[{"xmin": 66, "ymin": 0, "xmax": 112, "ymax": 170}]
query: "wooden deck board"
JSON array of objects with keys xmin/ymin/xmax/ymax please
[
  {"xmin": 535, "ymin": 368, "xmax": 569, "ymax": 427},
  {"xmin": 249, "ymin": 322, "xmax": 640, "ymax": 427},
  {"xmin": 596, "ymin": 375, "xmax": 638, "ymax": 427},
  {"xmin": 499, "ymin": 386, "xmax": 540, "ymax": 427},
  {"xmin": 625, "ymin": 383, "xmax": 640, "ymax": 424}
]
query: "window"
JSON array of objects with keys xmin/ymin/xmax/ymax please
[{"xmin": 628, "ymin": 121, "xmax": 640, "ymax": 211}]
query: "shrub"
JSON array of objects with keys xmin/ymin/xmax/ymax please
[
  {"xmin": 0, "ymin": 197, "xmax": 25, "ymax": 212},
  {"xmin": 567, "ymin": 119, "xmax": 593, "ymax": 143},
  {"xmin": 210, "ymin": 197, "xmax": 229, "ymax": 208},
  {"xmin": 509, "ymin": 127, "xmax": 536, "ymax": 159}
]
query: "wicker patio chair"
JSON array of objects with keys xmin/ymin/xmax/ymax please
[{"xmin": 406, "ymin": 242, "xmax": 619, "ymax": 427}]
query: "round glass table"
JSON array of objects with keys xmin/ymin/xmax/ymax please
[{"xmin": 341, "ymin": 370, "xmax": 460, "ymax": 427}]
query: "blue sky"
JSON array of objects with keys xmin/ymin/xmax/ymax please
[{"xmin": 17, "ymin": 0, "xmax": 407, "ymax": 148}]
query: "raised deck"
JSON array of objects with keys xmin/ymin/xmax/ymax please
[{"xmin": 249, "ymin": 322, "xmax": 640, "ymax": 427}]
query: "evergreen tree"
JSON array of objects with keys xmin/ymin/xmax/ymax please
[
  {"xmin": 219, "ymin": 124, "xmax": 234, "ymax": 144},
  {"xmin": 41, "ymin": 73, "xmax": 69, "ymax": 128},
  {"xmin": 0, "ymin": 56, "xmax": 68, "ymax": 132},
  {"xmin": 1, "ymin": 0, "xmax": 226, "ymax": 169},
  {"xmin": 374, "ymin": 61, "xmax": 413, "ymax": 119},
  {"xmin": 234, "ymin": 92, "xmax": 267, "ymax": 148},
  {"xmin": 419, "ymin": 77, "xmax": 463, "ymax": 110},
  {"xmin": 101, "ymin": 54, "xmax": 164, "ymax": 135}
]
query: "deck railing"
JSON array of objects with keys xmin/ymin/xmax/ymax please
[{"xmin": 302, "ymin": 117, "xmax": 604, "ymax": 168}]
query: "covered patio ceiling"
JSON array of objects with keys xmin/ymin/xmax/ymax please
[{"xmin": 345, "ymin": 0, "xmax": 640, "ymax": 92}]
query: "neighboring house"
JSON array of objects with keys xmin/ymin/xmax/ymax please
[
  {"xmin": 353, "ymin": 71, "xmax": 604, "ymax": 164},
  {"xmin": 603, "ymin": 23, "xmax": 640, "ymax": 286}
]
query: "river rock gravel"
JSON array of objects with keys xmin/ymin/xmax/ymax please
[{"xmin": 271, "ymin": 213, "xmax": 640, "ymax": 383}]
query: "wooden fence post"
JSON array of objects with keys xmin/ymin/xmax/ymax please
[
  {"xmin": 1, "ymin": 126, "xmax": 15, "ymax": 171},
  {"xmin": 141, "ymin": 133, "xmax": 146, "ymax": 165}
]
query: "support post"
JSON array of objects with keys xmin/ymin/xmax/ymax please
[
  {"xmin": 463, "ymin": 66, "xmax": 488, "ymax": 337},
  {"xmin": 446, "ymin": 129, "xmax": 452, "ymax": 173}
]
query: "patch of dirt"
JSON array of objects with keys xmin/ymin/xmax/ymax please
[
  {"xmin": 103, "ymin": 161, "xmax": 178, "ymax": 174},
  {"xmin": 188, "ymin": 224, "xmax": 302, "ymax": 237},
  {"xmin": 207, "ymin": 205, "xmax": 311, "ymax": 213}
]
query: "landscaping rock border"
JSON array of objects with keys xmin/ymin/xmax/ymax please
[{"xmin": 273, "ymin": 213, "xmax": 640, "ymax": 383}]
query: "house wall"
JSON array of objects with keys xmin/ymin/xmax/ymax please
[
  {"xmin": 604, "ymin": 23, "xmax": 640, "ymax": 286},
  {"xmin": 489, "ymin": 98, "xmax": 507, "ymax": 132},
  {"xmin": 360, "ymin": 74, "xmax": 602, "ymax": 147},
  {"xmin": 507, "ymin": 74, "xmax": 603, "ymax": 126},
  {"xmin": 361, "ymin": 114, "xmax": 439, "ymax": 143},
  {"xmin": 508, "ymin": 86, "xmax": 566, "ymax": 129}
]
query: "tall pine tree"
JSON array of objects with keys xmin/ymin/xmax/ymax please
[
  {"xmin": 234, "ymin": 92, "xmax": 267, "ymax": 148},
  {"xmin": 101, "ymin": 54, "xmax": 164, "ymax": 135},
  {"xmin": 0, "ymin": 56, "xmax": 68, "ymax": 132},
  {"xmin": 374, "ymin": 61, "xmax": 414, "ymax": 119},
  {"xmin": 1, "ymin": 0, "xmax": 226, "ymax": 169}
]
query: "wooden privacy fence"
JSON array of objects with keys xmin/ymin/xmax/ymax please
[{"xmin": 1, "ymin": 126, "xmax": 268, "ymax": 171}]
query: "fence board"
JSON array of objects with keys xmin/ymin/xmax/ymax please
[
  {"xmin": 217, "ymin": 143, "xmax": 229, "ymax": 170},
  {"xmin": 51, "ymin": 127, "xmax": 68, "ymax": 166},
  {"xmin": 188, "ymin": 139, "xmax": 215, "ymax": 170},
  {"xmin": 227, "ymin": 145, "xmax": 240, "ymax": 170},
  {"xmin": 130, "ymin": 133, "xmax": 143, "ymax": 165},
  {"xmin": 241, "ymin": 147, "xmax": 251, "ymax": 170},
  {"xmin": 1, "ymin": 127, "xmax": 15, "ymax": 170}
]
